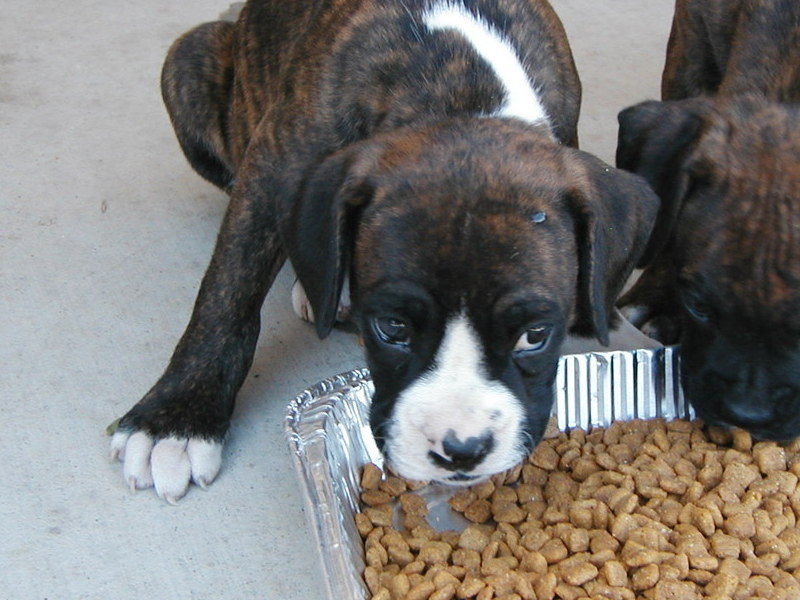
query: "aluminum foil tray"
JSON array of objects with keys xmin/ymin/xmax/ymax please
[{"xmin": 285, "ymin": 346, "xmax": 691, "ymax": 600}]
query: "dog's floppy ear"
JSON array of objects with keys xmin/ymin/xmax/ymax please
[
  {"xmin": 284, "ymin": 141, "xmax": 381, "ymax": 338},
  {"xmin": 565, "ymin": 150, "xmax": 661, "ymax": 345},
  {"xmin": 616, "ymin": 99, "xmax": 708, "ymax": 265}
]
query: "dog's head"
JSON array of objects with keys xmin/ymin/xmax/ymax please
[
  {"xmin": 618, "ymin": 96, "xmax": 800, "ymax": 440},
  {"xmin": 287, "ymin": 118, "xmax": 658, "ymax": 482}
]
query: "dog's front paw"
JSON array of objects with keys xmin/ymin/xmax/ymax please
[
  {"xmin": 618, "ymin": 303, "xmax": 682, "ymax": 344},
  {"xmin": 110, "ymin": 429, "xmax": 222, "ymax": 504},
  {"xmin": 618, "ymin": 263, "xmax": 683, "ymax": 344},
  {"xmin": 108, "ymin": 382, "xmax": 232, "ymax": 504}
]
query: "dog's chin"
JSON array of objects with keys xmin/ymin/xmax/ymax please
[
  {"xmin": 384, "ymin": 457, "xmax": 487, "ymax": 486},
  {"xmin": 384, "ymin": 452, "xmax": 526, "ymax": 487}
]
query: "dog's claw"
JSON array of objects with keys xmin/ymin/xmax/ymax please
[{"xmin": 162, "ymin": 492, "xmax": 184, "ymax": 507}]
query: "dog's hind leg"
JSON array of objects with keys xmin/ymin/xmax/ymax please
[{"xmin": 161, "ymin": 21, "xmax": 236, "ymax": 192}]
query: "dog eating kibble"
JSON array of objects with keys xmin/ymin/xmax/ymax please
[
  {"xmin": 616, "ymin": 0, "xmax": 800, "ymax": 442},
  {"xmin": 109, "ymin": 0, "xmax": 659, "ymax": 502}
]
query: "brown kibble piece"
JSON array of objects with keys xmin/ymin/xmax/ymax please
[
  {"xmin": 459, "ymin": 525, "xmax": 490, "ymax": 553},
  {"xmin": 725, "ymin": 512, "xmax": 756, "ymax": 538},
  {"xmin": 361, "ymin": 462, "xmax": 383, "ymax": 490},
  {"xmin": 463, "ymin": 499, "xmax": 492, "ymax": 523},
  {"xmin": 753, "ymin": 443, "xmax": 787, "ymax": 474},
  {"xmin": 457, "ymin": 576, "xmax": 485, "ymax": 598},
  {"xmin": 400, "ymin": 492, "xmax": 429, "ymax": 516},
  {"xmin": 371, "ymin": 588, "xmax": 391, "ymax": 600},
  {"xmin": 653, "ymin": 579, "xmax": 699, "ymax": 600},
  {"xmin": 631, "ymin": 563, "xmax": 659, "ymax": 590},
  {"xmin": 361, "ymin": 489, "xmax": 391, "ymax": 506},
  {"xmin": 364, "ymin": 504, "xmax": 393, "ymax": 527},
  {"xmin": 731, "ymin": 428, "xmax": 753, "ymax": 452},
  {"xmin": 430, "ymin": 583, "xmax": 456, "ymax": 600},
  {"xmin": 379, "ymin": 476, "xmax": 408, "ymax": 497},
  {"xmin": 493, "ymin": 503, "xmax": 526, "ymax": 524},
  {"xmin": 602, "ymin": 560, "xmax": 628, "ymax": 587},
  {"xmin": 449, "ymin": 489, "xmax": 476, "ymax": 513},
  {"xmin": 560, "ymin": 561, "xmax": 598, "ymax": 586},
  {"xmin": 530, "ymin": 444, "xmax": 559, "ymax": 470},
  {"xmin": 419, "ymin": 541, "xmax": 452, "ymax": 565},
  {"xmin": 406, "ymin": 580, "xmax": 436, "ymax": 600}
]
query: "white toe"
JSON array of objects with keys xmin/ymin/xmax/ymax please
[
  {"xmin": 291, "ymin": 280, "xmax": 315, "ymax": 322},
  {"xmin": 187, "ymin": 439, "xmax": 223, "ymax": 489},
  {"xmin": 110, "ymin": 430, "xmax": 130, "ymax": 461},
  {"xmin": 151, "ymin": 437, "xmax": 191, "ymax": 504},
  {"xmin": 619, "ymin": 304, "xmax": 650, "ymax": 328},
  {"xmin": 123, "ymin": 431, "xmax": 155, "ymax": 491}
]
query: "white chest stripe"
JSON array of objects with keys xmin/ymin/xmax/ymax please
[{"xmin": 422, "ymin": 1, "xmax": 551, "ymax": 127}]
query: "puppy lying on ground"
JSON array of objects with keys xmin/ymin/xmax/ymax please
[
  {"xmin": 617, "ymin": 0, "xmax": 800, "ymax": 440},
  {"xmin": 110, "ymin": 0, "xmax": 658, "ymax": 503}
]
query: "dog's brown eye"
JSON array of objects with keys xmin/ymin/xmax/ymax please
[
  {"xmin": 373, "ymin": 316, "xmax": 411, "ymax": 345},
  {"xmin": 514, "ymin": 325, "xmax": 550, "ymax": 353}
]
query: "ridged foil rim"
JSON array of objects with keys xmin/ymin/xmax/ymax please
[{"xmin": 284, "ymin": 346, "xmax": 689, "ymax": 600}]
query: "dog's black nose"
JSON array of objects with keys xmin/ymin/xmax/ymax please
[{"xmin": 429, "ymin": 430, "xmax": 494, "ymax": 472}]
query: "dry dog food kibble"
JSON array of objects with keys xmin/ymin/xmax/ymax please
[{"xmin": 357, "ymin": 419, "xmax": 800, "ymax": 599}]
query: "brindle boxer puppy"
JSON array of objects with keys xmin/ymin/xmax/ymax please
[
  {"xmin": 110, "ymin": 0, "xmax": 658, "ymax": 502},
  {"xmin": 616, "ymin": 0, "xmax": 800, "ymax": 440}
]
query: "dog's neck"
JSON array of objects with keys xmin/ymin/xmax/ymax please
[
  {"xmin": 324, "ymin": 0, "xmax": 557, "ymax": 145},
  {"xmin": 422, "ymin": 1, "xmax": 553, "ymax": 133}
]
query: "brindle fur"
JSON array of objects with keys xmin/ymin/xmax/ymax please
[
  {"xmin": 115, "ymin": 0, "xmax": 658, "ymax": 482},
  {"xmin": 616, "ymin": 0, "xmax": 800, "ymax": 439}
]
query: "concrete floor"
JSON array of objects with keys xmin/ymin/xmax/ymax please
[{"xmin": 1, "ymin": 1, "xmax": 673, "ymax": 598}]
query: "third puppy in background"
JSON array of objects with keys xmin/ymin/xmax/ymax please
[{"xmin": 616, "ymin": 0, "xmax": 800, "ymax": 440}]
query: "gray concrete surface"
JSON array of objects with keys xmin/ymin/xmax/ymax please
[{"xmin": 0, "ymin": 1, "xmax": 673, "ymax": 598}]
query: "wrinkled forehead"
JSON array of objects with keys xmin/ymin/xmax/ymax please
[
  {"xmin": 680, "ymin": 213, "xmax": 800, "ymax": 326},
  {"xmin": 354, "ymin": 187, "xmax": 577, "ymax": 312},
  {"xmin": 698, "ymin": 101, "xmax": 800, "ymax": 178}
]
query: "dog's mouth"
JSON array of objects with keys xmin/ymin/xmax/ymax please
[
  {"xmin": 442, "ymin": 472, "xmax": 483, "ymax": 484},
  {"xmin": 430, "ymin": 472, "xmax": 487, "ymax": 488}
]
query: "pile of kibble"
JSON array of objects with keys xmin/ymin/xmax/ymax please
[{"xmin": 356, "ymin": 419, "xmax": 800, "ymax": 600}]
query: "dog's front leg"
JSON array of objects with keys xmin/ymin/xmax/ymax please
[{"xmin": 110, "ymin": 162, "xmax": 286, "ymax": 504}]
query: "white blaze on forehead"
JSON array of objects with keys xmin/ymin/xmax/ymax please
[
  {"xmin": 386, "ymin": 312, "xmax": 525, "ymax": 482},
  {"xmin": 422, "ymin": 1, "xmax": 551, "ymax": 128}
]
